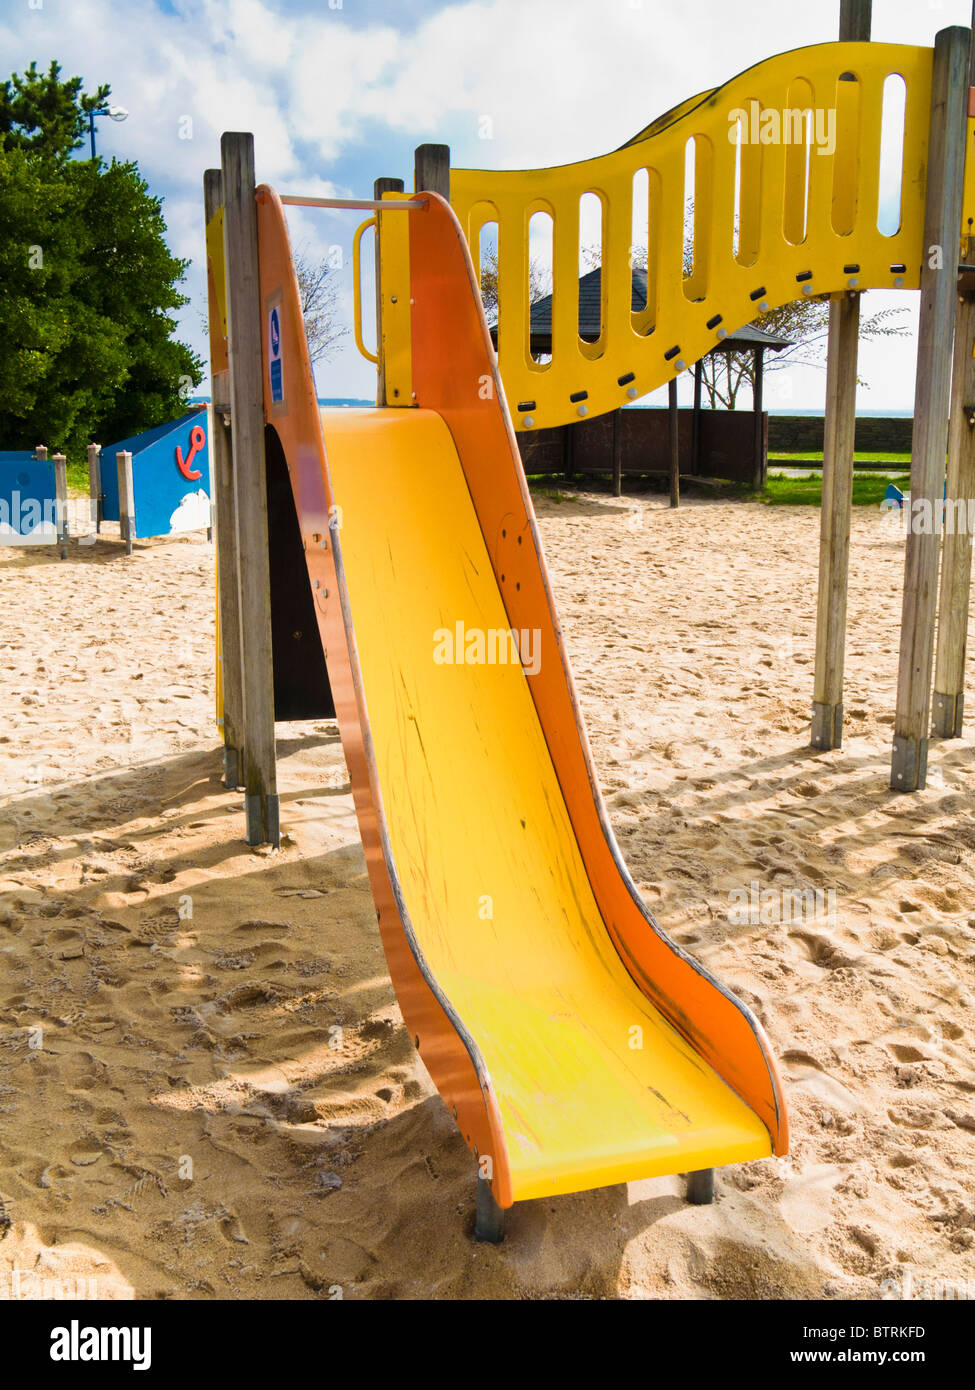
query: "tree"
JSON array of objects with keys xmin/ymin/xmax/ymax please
[
  {"xmin": 79, "ymin": 159, "xmax": 203, "ymax": 446},
  {"xmin": 0, "ymin": 61, "xmax": 109, "ymax": 163},
  {"xmin": 479, "ymin": 246, "xmax": 551, "ymax": 321},
  {"xmin": 0, "ymin": 65, "xmax": 202, "ymax": 458},
  {"xmin": 291, "ymin": 244, "xmax": 348, "ymax": 365},
  {"xmin": 696, "ymin": 298, "xmax": 909, "ymax": 410}
]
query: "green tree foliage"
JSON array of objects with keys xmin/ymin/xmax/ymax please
[
  {"xmin": 0, "ymin": 64, "xmax": 202, "ymax": 459},
  {"xmin": 0, "ymin": 61, "xmax": 110, "ymax": 163}
]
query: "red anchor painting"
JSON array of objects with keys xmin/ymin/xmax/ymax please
[{"xmin": 175, "ymin": 424, "xmax": 206, "ymax": 481}]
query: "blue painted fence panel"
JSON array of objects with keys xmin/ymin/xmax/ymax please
[
  {"xmin": 0, "ymin": 453, "xmax": 58, "ymax": 544},
  {"xmin": 100, "ymin": 409, "xmax": 211, "ymax": 538}
]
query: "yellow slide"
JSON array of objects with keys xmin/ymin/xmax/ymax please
[
  {"xmin": 233, "ymin": 177, "xmax": 787, "ymax": 1236},
  {"xmin": 324, "ymin": 407, "xmax": 771, "ymax": 1202}
]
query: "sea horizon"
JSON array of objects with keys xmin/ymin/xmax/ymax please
[{"xmin": 189, "ymin": 397, "xmax": 913, "ymax": 418}]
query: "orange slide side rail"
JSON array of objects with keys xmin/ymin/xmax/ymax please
[{"xmin": 253, "ymin": 186, "xmax": 515, "ymax": 1205}]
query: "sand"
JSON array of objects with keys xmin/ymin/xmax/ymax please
[{"xmin": 0, "ymin": 495, "xmax": 973, "ymax": 1301}]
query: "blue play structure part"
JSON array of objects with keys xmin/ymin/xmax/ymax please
[
  {"xmin": 99, "ymin": 408, "xmax": 211, "ymax": 539},
  {"xmin": 882, "ymin": 480, "xmax": 949, "ymax": 513},
  {"xmin": 0, "ymin": 452, "xmax": 59, "ymax": 543}
]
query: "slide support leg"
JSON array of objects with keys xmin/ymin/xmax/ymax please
[
  {"xmin": 474, "ymin": 1176, "xmax": 505, "ymax": 1243},
  {"xmin": 686, "ymin": 1168, "xmax": 715, "ymax": 1205}
]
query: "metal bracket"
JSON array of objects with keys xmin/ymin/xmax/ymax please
[
  {"xmin": 932, "ymin": 689, "xmax": 964, "ymax": 740},
  {"xmin": 686, "ymin": 1168, "xmax": 715, "ymax": 1204},
  {"xmin": 474, "ymin": 1176, "xmax": 505, "ymax": 1242},
  {"xmin": 890, "ymin": 735, "xmax": 928, "ymax": 792},
  {"xmin": 811, "ymin": 700, "xmax": 843, "ymax": 751}
]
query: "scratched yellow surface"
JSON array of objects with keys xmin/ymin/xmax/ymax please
[{"xmin": 323, "ymin": 407, "xmax": 771, "ymax": 1200}]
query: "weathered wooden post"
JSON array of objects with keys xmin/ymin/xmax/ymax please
[
  {"xmin": 891, "ymin": 27, "xmax": 969, "ymax": 790},
  {"xmin": 668, "ymin": 378, "xmax": 680, "ymax": 508},
  {"xmin": 34, "ymin": 446, "xmax": 48, "ymax": 541},
  {"xmin": 811, "ymin": 0, "xmax": 870, "ymax": 752},
  {"xmin": 811, "ymin": 293, "xmax": 860, "ymax": 750},
  {"xmin": 374, "ymin": 176, "xmax": 404, "ymax": 409},
  {"xmin": 932, "ymin": 17, "xmax": 975, "ymax": 739},
  {"xmin": 52, "ymin": 452, "xmax": 68, "ymax": 560},
  {"xmin": 838, "ymin": 0, "xmax": 871, "ymax": 42},
  {"xmin": 204, "ymin": 167, "xmax": 246, "ymax": 791},
  {"xmin": 221, "ymin": 131, "xmax": 279, "ymax": 845},
  {"xmin": 932, "ymin": 304, "xmax": 975, "ymax": 738},
  {"xmin": 87, "ymin": 443, "xmax": 102, "ymax": 535},
  {"xmin": 612, "ymin": 410, "xmax": 622, "ymax": 497},
  {"xmin": 117, "ymin": 450, "xmax": 135, "ymax": 555},
  {"xmin": 751, "ymin": 345, "xmax": 765, "ymax": 490},
  {"xmin": 691, "ymin": 360, "xmax": 703, "ymax": 475},
  {"xmin": 414, "ymin": 143, "xmax": 450, "ymax": 199}
]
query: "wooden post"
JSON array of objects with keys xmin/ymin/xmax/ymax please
[
  {"xmin": 374, "ymin": 176, "xmax": 404, "ymax": 409},
  {"xmin": 891, "ymin": 27, "xmax": 969, "ymax": 791},
  {"xmin": 34, "ymin": 445, "xmax": 46, "ymax": 461},
  {"xmin": 932, "ymin": 301, "xmax": 975, "ymax": 737},
  {"xmin": 812, "ymin": 293, "xmax": 860, "ymax": 750},
  {"xmin": 612, "ymin": 409, "xmax": 622, "ymax": 497},
  {"xmin": 752, "ymin": 346, "xmax": 766, "ymax": 490},
  {"xmin": 811, "ymin": 0, "xmax": 870, "ymax": 749},
  {"xmin": 692, "ymin": 360, "xmax": 703, "ymax": 475},
  {"xmin": 838, "ymin": 0, "xmax": 871, "ymax": 41},
  {"xmin": 117, "ymin": 450, "xmax": 134, "ymax": 555},
  {"xmin": 668, "ymin": 378, "xmax": 680, "ymax": 508},
  {"xmin": 87, "ymin": 443, "xmax": 102, "ymax": 535},
  {"xmin": 221, "ymin": 131, "xmax": 279, "ymax": 845},
  {"xmin": 564, "ymin": 422, "xmax": 575, "ymax": 480},
  {"xmin": 932, "ymin": 16, "xmax": 975, "ymax": 739},
  {"xmin": 205, "ymin": 167, "xmax": 246, "ymax": 791},
  {"xmin": 414, "ymin": 144, "xmax": 450, "ymax": 199},
  {"xmin": 52, "ymin": 452, "xmax": 68, "ymax": 560}
]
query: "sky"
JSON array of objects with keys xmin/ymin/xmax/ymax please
[{"xmin": 2, "ymin": 0, "xmax": 973, "ymax": 412}]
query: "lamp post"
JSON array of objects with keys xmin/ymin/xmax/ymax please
[{"xmin": 87, "ymin": 103, "xmax": 128, "ymax": 160}]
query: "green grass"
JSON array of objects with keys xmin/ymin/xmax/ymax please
[
  {"xmin": 762, "ymin": 472, "xmax": 910, "ymax": 506},
  {"xmin": 67, "ymin": 461, "xmax": 89, "ymax": 494},
  {"xmin": 528, "ymin": 483, "xmax": 569, "ymax": 502},
  {"xmin": 768, "ymin": 450, "xmax": 912, "ymax": 467},
  {"xmin": 525, "ymin": 472, "xmax": 912, "ymax": 508}
]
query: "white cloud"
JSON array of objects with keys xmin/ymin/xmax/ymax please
[{"xmin": 3, "ymin": 0, "xmax": 971, "ymax": 404}]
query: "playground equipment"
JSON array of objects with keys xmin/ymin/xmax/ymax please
[
  {"xmin": 206, "ymin": 142, "xmax": 787, "ymax": 1240},
  {"xmin": 93, "ymin": 408, "xmax": 212, "ymax": 551},
  {"xmin": 205, "ymin": 9, "xmax": 975, "ymax": 1235},
  {"xmin": 0, "ymin": 447, "xmax": 68, "ymax": 557}
]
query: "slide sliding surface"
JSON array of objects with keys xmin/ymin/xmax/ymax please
[
  {"xmin": 252, "ymin": 180, "xmax": 785, "ymax": 1211},
  {"xmin": 321, "ymin": 407, "xmax": 771, "ymax": 1203}
]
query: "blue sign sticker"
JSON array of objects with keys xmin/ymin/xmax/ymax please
[{"xmin": 269, "ymin": 304, "xmax": 284, "ymax": 403}]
